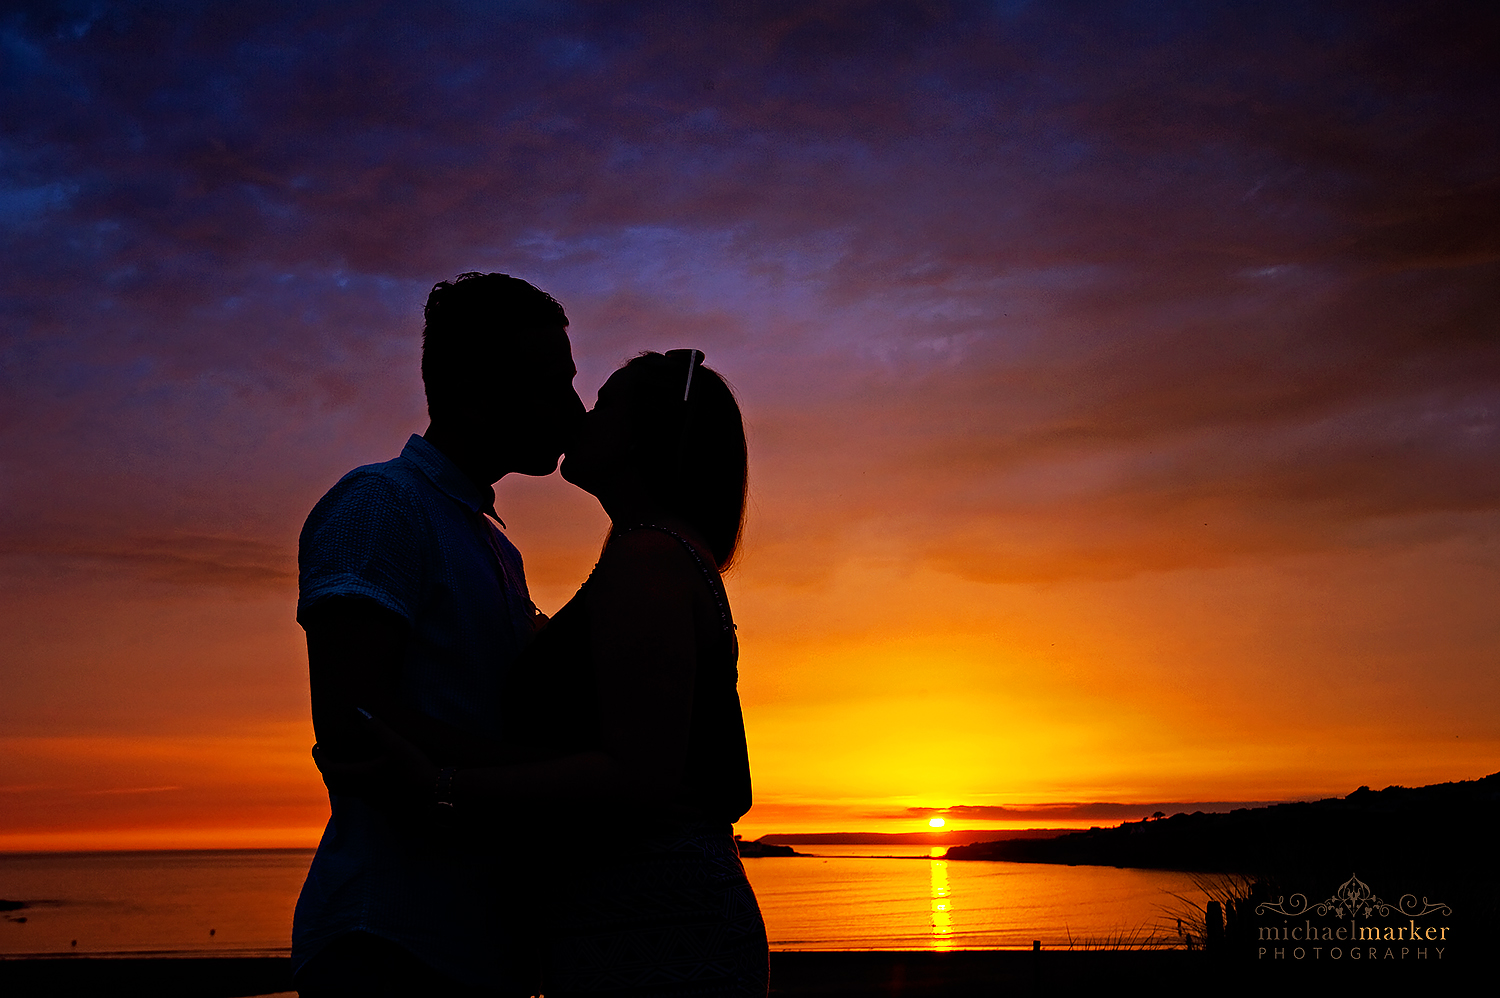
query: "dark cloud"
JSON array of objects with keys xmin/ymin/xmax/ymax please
[
  {"xmin": 8, "ymin": 2, "xmax": 1495, "ymax": 271},
  {"xmin": 2, "ymin": 0, "xmax": 1496, "ymax": 586},
  {"xmin": 0, "ymin": 534, "xmax": 294, "ymax": 591}
]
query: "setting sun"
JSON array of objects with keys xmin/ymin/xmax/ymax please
[{"xmin": 928, "ymin": 818, "xmax": 945, "ymax": 829}]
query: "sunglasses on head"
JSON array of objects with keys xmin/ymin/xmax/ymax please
[{"xmin": 665, "ymin": 349, "xmax": 706, "ymax": 402}]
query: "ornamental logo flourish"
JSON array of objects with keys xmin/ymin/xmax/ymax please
[
  {"xmin": 1252, "ymin": 873, "xmax": 1452, "ymax": 962},
  {"xmin": 1255, "ymin": 872, "xmax": 1451, "ymax": 921}
]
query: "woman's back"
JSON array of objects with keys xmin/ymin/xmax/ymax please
[
  {"xmin": 504, "ymin": 523, "xmax": 751, "ymax": 828},
  {"xmin": 504, "ymin": 523, "xmax": 766, "ymax": 997}
]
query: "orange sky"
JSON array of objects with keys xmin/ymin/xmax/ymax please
[{"xmin": 2, "ymin": 3, "xmax": 1497, "ymax": 851}]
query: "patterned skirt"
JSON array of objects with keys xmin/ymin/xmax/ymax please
[{"xmin": 542, "ymin": 824, "xmax": 769, "ymax": 997}]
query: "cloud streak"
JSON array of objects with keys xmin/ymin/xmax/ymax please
[
  {"xmin": 0, "ymin": 535, "xmax": 294, "ymax": 590},
  {"xmin": 906, "ymin": 801, "xmax": 1307, "ymax": 822}
]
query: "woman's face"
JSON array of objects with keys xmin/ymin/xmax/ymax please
[{"xmin": 560, "ymin": 367, "xmax": 638, "ymax": 497}]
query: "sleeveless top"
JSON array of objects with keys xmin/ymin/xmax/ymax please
[{"xmin": 501, "ymin": 525, "xmax": 752, "ymax": 826}]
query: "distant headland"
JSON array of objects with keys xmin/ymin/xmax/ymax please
[
  {"xmin": 757, "ymin": 828, "xmax": 1067, "ymax": 847},
  {"xmin": 945, "ymin": 772, "xmax": 1500, "ymax": 877},
  {"xmin": 733, "ymin": 835, "xmax": 803, "ymax": 857}
]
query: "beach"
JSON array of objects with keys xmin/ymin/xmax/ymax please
[{"xmin": 0, "ymin": 948, "xmax": 1463, "ymax": 996}]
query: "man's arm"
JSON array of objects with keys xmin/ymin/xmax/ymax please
[{"xmin": 305, "ymin": 596, "xmax": 494, "ymax": 766}]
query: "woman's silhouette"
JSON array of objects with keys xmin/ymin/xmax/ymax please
[{"xmin": 336, "ymin": 350, "xmax": 767, "ymax": 997}]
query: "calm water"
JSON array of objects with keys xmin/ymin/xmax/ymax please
[
  {"xmin": 0, "ymin": 846, "xmax": 1207, "ymax": 956},
  {"xmin": 751, "ymin": 845, "xmax": 1205, "ymax": 950}
]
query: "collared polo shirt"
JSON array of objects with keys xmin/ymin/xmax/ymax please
[{"xmin": 291, "ymin": 433, "xmax": 535, "ymax": 987}]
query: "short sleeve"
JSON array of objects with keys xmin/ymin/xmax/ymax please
[{"xmin": 297, "ymin": 470, "xmax": 427, "ymax": 628}]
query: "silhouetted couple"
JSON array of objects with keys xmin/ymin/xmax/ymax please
[{"xmin": 291, "ymin": 273, "xmax": 768, "ymax": 997}]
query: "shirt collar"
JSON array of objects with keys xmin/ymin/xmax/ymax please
[{"xmin": 400, "ymin": 434, "xmax": 505, "ymax": 525}]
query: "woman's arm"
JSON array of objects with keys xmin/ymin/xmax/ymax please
[{"xmin": 319, "ymin": 530, "xmax": 706, "ymax": 812}]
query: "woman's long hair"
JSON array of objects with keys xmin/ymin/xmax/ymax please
[{"xmin": 619, "ymin": 351, "xmax": 747, "ymax": 571}]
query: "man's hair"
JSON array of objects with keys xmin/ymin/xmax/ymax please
[
  {"xmin": 618, "ymin": 351, "xmax": 749, "ymax": 571},
  {"xmin": 421, "ymin": 272, "xmax": 569, "ymax": 420}
]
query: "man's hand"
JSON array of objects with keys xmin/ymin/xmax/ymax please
[{"xmin": 312, "ymin": 711, "xmax": 437, "ymax": 808}]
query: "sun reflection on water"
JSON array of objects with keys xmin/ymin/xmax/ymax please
[{"xmin": 929, "ymin": 846, "xmax": 952, "ymax": 949}]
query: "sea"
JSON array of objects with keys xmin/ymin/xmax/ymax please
[{"xmin": 0, "ymin": 846, "xmax": 1211, "ymax": 957}]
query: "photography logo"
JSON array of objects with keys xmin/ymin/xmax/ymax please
[{"xmin": 1254, "ymin": 872, "xmax": 1451, "ymax": 962}]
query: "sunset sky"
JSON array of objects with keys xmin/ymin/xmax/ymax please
[{"xmin": 2, "ymin": 2, "xmax": 1497, "ymax": 851}]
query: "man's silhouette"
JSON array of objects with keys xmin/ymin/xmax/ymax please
[{"xmin": 290, "ymin": 273, "xmax": 583, "ymax": 997}]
